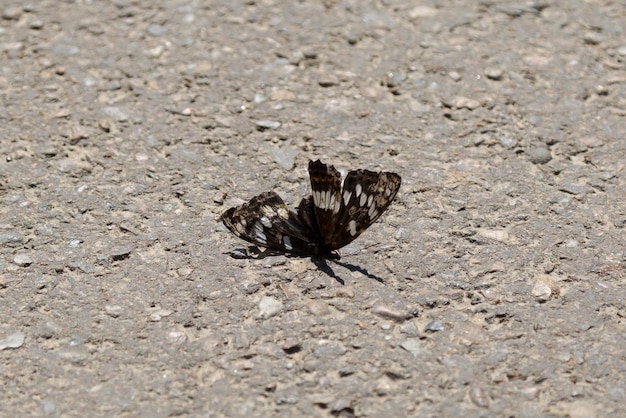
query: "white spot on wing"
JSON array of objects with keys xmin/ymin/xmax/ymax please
[
  {"xmin": 262, "ymin": 206, "xmax": 276, "ymax": 217},
  {"xmin": 368, "ymin": 203, "xmax": 377, "ymax": 219},
  {"xmin": 277, "ymin": 207, "xmax": 289, "ymax": 219},
  {"xmin": 343, "ymin": 190, "xmax": 352, "ymax": 205},
  {"xmin": 359, "ymin": 193, "xmax": 367, "ymax": 206},
  {"xmin": 255, "ymin": 229, "xmax": 267, "ymax": 244},
  {"xmin": 355, "ymin": 183, "xmax": 362, "ymax": 197},
  {"xmin": 318, "ymin": 190, "xmax": 336, "ymax": 210},
  {"xmin": 253, "ymin": 221, "xmax": 266, "ymax": 242},
  {"xmin": 260, "ymin": 216, "xmax": 272, "ymax": 228},
  {"xmin": 367, "ymin": 195, "xmax": 373, "ymax": 206},
  {"xmin": 283, "ymin": 236, "xmax": 292, "ymax": 251},
  {"xmin": 333, "ymin": 198, "xmax": 341, "ymax": 214},
  {"xmin": 348, "ymin": 220, "xmax": 357, "ymax": 236}
]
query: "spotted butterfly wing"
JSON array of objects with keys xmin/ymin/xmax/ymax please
[
  {"xmin": 220, "ymin": 191, "xmax": 320, "ymax": 255},
  {"xmin": 221, "ymin": 160, "xmax": 401, "ymax": 257},
  {"xmin": 308, "ymin": 160, "xmax": 402, "ymax": 251},
  {"xmin": 307, "ymin": 160, "xmax": 344, "ymax": 251}
]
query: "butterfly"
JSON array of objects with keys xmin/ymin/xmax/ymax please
[{"xmin": 220, "ymin": 160, "xmax": 401, "ymax": 258}]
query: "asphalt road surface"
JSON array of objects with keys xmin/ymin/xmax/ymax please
[{"xmin": 1, "ymin": 1, "xmax": 624, "ymax": 416}]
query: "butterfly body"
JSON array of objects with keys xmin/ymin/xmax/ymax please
[{"xmin": 221, "ymin": 160, "xmax": 401, "ymax": 258}]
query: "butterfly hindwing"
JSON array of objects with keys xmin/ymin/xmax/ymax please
[{"xmin": 220, "ymin": 191, "xmax": 318, "ymax": 255}]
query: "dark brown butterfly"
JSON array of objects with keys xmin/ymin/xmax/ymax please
[{"xmin": 221, "ymin": 160, "xmax": 401, "ymax": 258}]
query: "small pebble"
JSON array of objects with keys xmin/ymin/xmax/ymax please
[
  {"xmin": 583, "ymin": 32, "xmax": 603, "ymax": 45},
  {"xmin": 386, "ymin": 71, "xmax": 406, "ymax": 88},
  {"xmin": 499, "ymin": 135, "xmax": 517, "ymax": 148},
  {"xmin": 146, "ymin": 45, "xmax": 164, "ymax": 58},
  {"xmin": 424, "ymin": 320, "xmax": 445, "ymax": 332},
  {"xmin": 448, "ymin": 71, "xmax": 462, "ymax": 81},
  {"xmin": 58, "ymin": 350, "xmax": 88, "ymax": 364},
  {"xmin": 442, "ymin": 96, "xmax": 481, "ymax": 110},
  {"xmin": 594, "ymin": 85, "xmax": 609, "ymax": 96},
  {"xmin": 331, "ymin": 398, "xmax": 353, "ymax": 414},
  {"xmin": 374, "ymin": 377, "xmax": 392, "ymax": 395},
  {"xmin": 372, "ymin": 305, "xmax": 406, "ymax": 322},
  {"xmin": 380, "ymin": 321, "xmax": 392, "ymax": 330},
  {"xmin": 451, "ymin": 322, "xmax": 488, "ymax": 346},
  {"xmin": 526, "ymin": 147, "xmax": 552, "ymax": 164},
  {"xmin": 400, "ymin": 339, "xmax": 421, "ymax": 357},
  {"xmin": 302, "ymin": 48, "xmax": 318, "ymax": 59},
  {"xmin": 335, "ymin": 287, "xmax": 355, "ymax": 298},
  {"xmin": 307, "ymin": 300, "xmax": 330, "ymax": 316},
  {"xmin": 149, "ymin": 309, "xmax": 173, "ymax": 322},
  {"xmin": 485, "ymin": 67, "xmax": 504, "ymax": 80},
  {"xmin": 109, "ymin": 245, "xmax": 133, "ymax": 261},
  {"xmin": 63, "ymin": 123, "xmax": 91, "ymax": 144},
  {"xmin": 103, "ymin": 107, "xmax": 128, "ymax": 122},
  {"xmin": 0, "ymin": 232, "xmax": 25, "ymax": 246},
  {"xmin": 496, "ymin": 5, "xmax": 525, "ymax": 17},
  {"xmin": 580, "ymin": 136, "xmax": 603, "ymax": 148},
  {"xmin": 29, "ymin": 20, "xmax": 44, "ymax": 30},
  {"xmin": 269, "ymin": 89, "xmax": 296, "ymax": 101},
  {"xmin": 408, "ymin": 6, "xmax": 439, "ymax": 18},
  {"xmin": 470, "ymin": 385, "xmax": 490, "ymax": 407},
  {"xmin": 168, "ymin": 331, "xmax": 188, "ymax": 344},
  {"xmin": 282, "ymin": 337, "xmax": 301, "ymax": 353},
  {"xmin": 318, "ymin": 76, "xmax": 339, "ymax": 87},
  {"xmin": 2, "ymin": 7, "xmax": 21, "ymax": 20},
  {"xmin": 258, "ymin": 296, "xmax": 283, "ymax": 319},
  {"xmin": 35, "ymin": 145, "xmax": 58, "ymax": 158},
  {"xmin": 532, "ymin": 275, "xmax": 558, "ymax": 301},
  {"xmin": 14, "ymin": 253, "xmax": 33, "ymax": 266},
  {"xmin": 0, "ymin": 332, "xmax": 25, "ymax": 350},
  {"xmin": 313, "ymin": 340, "xmax": 346, "ymax": 357},
  {"xmin": 2, "ymin": 42, "xmax": 24, "ymax": 53},
  {"xmin": 480, "ymin": 288, "xmax": 501, "ymax": 304},
  {"xmin": 400, "ymin": 321, "xmax": 420, "ymax": 337},
  {"xmin": 227, "ymin": 248, "xmax": 249, "ymax": 259},
  {"xmin": 104, "ymin": 305, "xmax": 123, "ymax": 318},
  {"xmin": 255, "ymin": 120, "xmax": 281, "ymax": 130},
  {"xmin": 477, "ymin": 228, "xmax": 510, "ymax": 242}
]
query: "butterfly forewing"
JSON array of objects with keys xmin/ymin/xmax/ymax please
[
  {"xmin": 308, "ymin": 160, "xmax": 344, "ymax": 245},
  {"xmin": 220, "ymin": 191, "xmax": 318, "ymax": 255},
  {"xmin": 328, "ymin": 168, "xmax": 401, "ymax": 250}
]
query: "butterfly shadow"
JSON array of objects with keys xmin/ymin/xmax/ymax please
[
  {"xmin": 312, "ymin": 257, "xmax": 385, "ymax": 285},
  {"xmin": 227, "ymin": 247, "xmax": 384, "ymax": 285}
]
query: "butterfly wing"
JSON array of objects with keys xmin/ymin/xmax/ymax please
[
  {"xmin": 308, "ymin": 159, "xmax": 401, "ymax": 251},
  {"xmin": 221, "ymin": 191, "xmax": 319, "ymax": 255},
  {"xmin": 327, "ymin": 168, "xmax": 401, "ymax": 250},
  {"xmin": 308, "ymin": 160, "xmax": 344, "ymax": 247}
]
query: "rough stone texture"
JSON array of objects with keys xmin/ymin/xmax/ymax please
[{"xmin": 0, "ymin": 1, "xmax": 624, "ymax": 416}]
